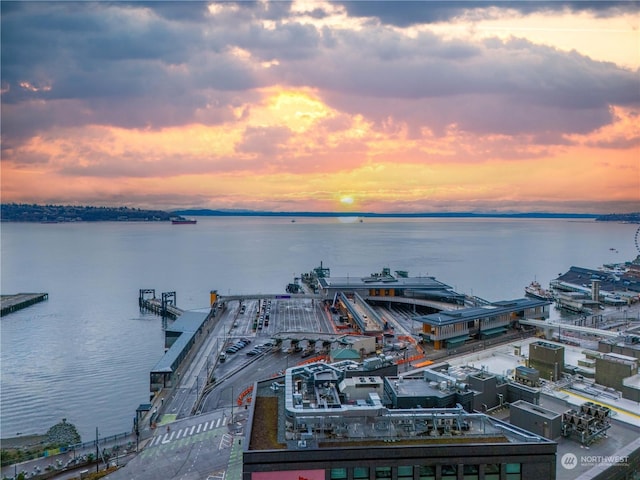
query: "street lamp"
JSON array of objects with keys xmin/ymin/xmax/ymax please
[
  {"xmin": 231, "ymin": 385, "xmax": 234, "ymax": 423},
  {"xmin": 95, "ymin": 427, "xmax": 99, "ymax": 473}
]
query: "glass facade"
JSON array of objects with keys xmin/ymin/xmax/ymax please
[
  {"xmin": 375, "ymin": 466, "xmax": 392, "ymax": 479},
  {"xmin": 463, "ymin": 464, "xmax": 479, "ymax": 480},
  {"xmin": 397, "ymin": 466, "xmax": 413, "ymax": 479},
  {"xmin": 325, "ymin": 462, "xmax": 523, "ymax": 479},
  {"xmin": 506, "ymin": 463, "xmax": 522, "ymax": 480},
  {"xmin": 353, "ymin": 467, "xmax": 370, "ymax": 479},
  {"xmin": 441, "ymin": 464, "xmax": 457, "ymax": 479},
  {"xmin": 418, "ymin": 465, "xmax": 436, "ymax": 480},
  {"xmin": 330, "ymin": 468, "xmax": 347, "ymax": 480},
  {"xmin": 485, "ymin": 463, "xmax": 501, "ymax": 480}
]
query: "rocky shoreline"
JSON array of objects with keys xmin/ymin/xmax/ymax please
[{"xmin": 0, "ymin": 433, "xmax": 48, "ymax": 449}]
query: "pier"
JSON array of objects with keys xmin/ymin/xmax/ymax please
[
  {"xmin": 0, "ymin": 293, "xmax": 48, "ymax": 316},
  {"xmin": 138, "ymin": 289, "xmax": 183, "ymax": 319}
]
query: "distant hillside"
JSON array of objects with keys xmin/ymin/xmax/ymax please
[
  {"xmin": 3, "ymin": 203, "xmax": 627, "ymax": 222},
  {"xmin": 594, "ymin": 212, "xmax": 640, "ymax": 223},
  {"xmin": 172, "ymin": 209, "xmax": 601, "ymax": 219},
  {"xmin": 1, "ymin": 203, "xmax": 173, "ymax": 222}
]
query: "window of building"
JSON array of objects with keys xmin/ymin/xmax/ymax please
[
  {"xmin": 330, "ymin": 468, "xmax": 347, "ymax": 480},
  {"xmin": 441, "ymin": 464, "xmax": 457, "ymax": 479},
  {"xmin": 485, "ymin": 464, "xmax": 500, "ymax": 480},
  {"xmin": 418, "ymin": 465, "xmax": 435, "ymax": 480},
  {"xmin": 354, "ymin": 467, "xmax": 370, "ymax": 479},
  {"xmin": 375, "ymin": 466, "xmax": 392, "ymax": 479},
  {"xmin": 506, "ymin": 463, "xmax": 522, "ymax": 480},
  {"xmin": 398, "ymin": 466, "xmax": 413, "ymax": 479},
  {"xmin": 463, "ymin": 465, "xmax": 479, "ymax": 480}
]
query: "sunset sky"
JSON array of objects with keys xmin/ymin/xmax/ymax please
[{"xmin": 1, "ymin": 1, "xmax": 639, "ymax": 213}]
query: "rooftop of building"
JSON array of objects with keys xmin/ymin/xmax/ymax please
[
  {"xmin": 510, "ymin": 400, "xmax": 561, "ymax": 420},
  {"xmin": 414, "ymin": 298, "xmax": 550, "ymax": 326},
  {"xmin": 531, "ymin": 341, "xmax": 565, "ymax": 351},
  {"xmin": 247, "ymin": 360, "xmax": 554, "ymax": 453},
  {"xmin": 317, "ymin": 271, "xmax": 453, "ymax": 292},
  {"xmin": 151, "ymin": 309, "xmax": 210, "ymax": 373},
  {"xmin": 555, "ymin": 265, "xmax": 640, "ymax": 293}
]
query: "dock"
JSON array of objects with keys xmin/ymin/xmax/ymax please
[
  {"xmin": 0, "ymin": 293, "xmax": 49, "ymax": 316},
  {"xmin": 139, "ymin": 289, "xmax": 183, "ymax": 319}
]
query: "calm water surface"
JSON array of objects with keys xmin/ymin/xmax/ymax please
[{"xmin": 0, "ymin": 217, "xmax": 636, "ymax": 440}]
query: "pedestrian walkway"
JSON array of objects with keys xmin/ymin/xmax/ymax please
[
  {"xmin": 146, "ymin": 415, "xmax": 229, "ymax": 447},
  {"xmin": 1, "ymin": 431, "xmax": 136, "ymax": 480}
]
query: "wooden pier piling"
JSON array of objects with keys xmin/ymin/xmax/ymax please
[{"xmin": 0, "ymin": 293, "xmax": 49, "ymax": 316}]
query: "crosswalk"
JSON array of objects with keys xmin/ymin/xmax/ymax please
[{"xmin": 148, "ymin": 416, "xmax": 229, "ymax": 447}]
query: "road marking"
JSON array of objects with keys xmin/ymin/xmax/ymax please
[
  {"xmin": 147, "ymin": 416, "xmax": 232, "ymax": 448},
  {"xmin": 219, "ymin": 433, "xmax": 233, "ymax": 449}
]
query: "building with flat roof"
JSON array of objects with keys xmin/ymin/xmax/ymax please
[
  {"xmin": 551, "ymin": 265, "xmax": 640, "ymax": 305},
  {"xmin": 510, "ymin": 400, "xmax": 562, "ymax": 440},
  {"xmin": 414, "ymin": 298, "xmax": 551, "ymax": 350},
  {"xmin": 528, "ymin": 341, "xmax": 565, "ymax": 382},
  {"xmin": 150, "ymin": 310, "xmax": 212, "ymax": 393},
  {"xmin": 317, "ymin": 267, "xmax": 464, "ymax": 305},
  {"xmin": 244, "ymin": 360, "xmax": 557, "ymax": 480},
  {"xmin": 594, "ymin": 352, "xmax": 640, "ymax": 402}
]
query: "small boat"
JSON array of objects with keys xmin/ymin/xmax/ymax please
[
  {"xmin": 171, "ymin": 218, "xmax": 197, "ymax": 225},
  {"xmin": 524, "ymin": 280, "xmax": 554, "ymax": 301}
]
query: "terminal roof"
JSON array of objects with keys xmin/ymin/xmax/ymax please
[
  {"xmin": 414, "ymin": 298, "xmax": 550, "ymax": 326},
  {"xmin": 151, "ymin": 310, "xmax": 209, "ymax": 374}
]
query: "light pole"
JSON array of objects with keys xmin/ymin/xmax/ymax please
[{"xmin": 95, "ymin": 427, "xmax": 99, "ymax": 473}]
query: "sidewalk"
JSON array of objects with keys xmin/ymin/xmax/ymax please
[{"xmin": 1, "ymin": 432, "xmax": 139, "ymax": 480}]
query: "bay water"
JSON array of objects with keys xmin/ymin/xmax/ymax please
[{"xmin": 1, "ymin": 217, "xmax": 636, "ymax": 441}]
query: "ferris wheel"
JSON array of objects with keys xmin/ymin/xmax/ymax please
[{"xmin": 636, "ymin": 225, "xmax": 640, "ymax": 254}]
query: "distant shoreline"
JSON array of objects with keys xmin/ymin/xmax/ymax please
[
  {"xmin": 173, "ymin": 210, "xmax": 603, "ymax": 220},
  {"xmin": 2, "ymin": 203, "xmax": 638, "ymax": 223}
]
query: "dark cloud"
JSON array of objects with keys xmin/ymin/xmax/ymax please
[
  {"xmin": 1, "ymin": 0, "xmax": 638, "ymax": 149},
  {"xmin": 336, "ymin": 1, "xmax": 639, "ymax": 27},
  {"xmin": 279, "ymin": 31, "xmax": 639, "ymax": 138},
  {"xmin": 125, "ymin": 1, "xmax": 212, "ymax": 22}
]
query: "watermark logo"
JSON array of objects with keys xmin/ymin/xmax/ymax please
[
  {"xmin": 561, "ymin": 453, "xmax": 629, "ymax": 470},
  {"xmin": 561, "ymin": 453, "xmax": 578, "ymax": 470}
]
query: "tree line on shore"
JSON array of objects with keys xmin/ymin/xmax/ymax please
[
  {"xmin": 0, "ymin": 204, "xmax": 173, "ymax": 222},
  {"xmin": 1, "ymin": 203, "xmax": 638, "ymax": 223}
]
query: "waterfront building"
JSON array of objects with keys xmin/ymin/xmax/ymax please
[
  {"xmin": 149, "ymin": 310, "xmax": 212, "ymax": 396},
  {"xmin": 414, "ymin": 298, "xmax": 551, "ymax": 350},
  {"xmin": 244, "ymin": 360, "xmax": 557, "ymax": 480},
  {"xmin": 316, "ymin": 267, "xmax": 465, "ymax": 307},
  {"xmin": 551, "ymin": 265, "xmax": 640, "ymax": 306}
]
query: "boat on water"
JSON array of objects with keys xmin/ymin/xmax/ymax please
[
  {"xmin": 524, "ymin": 280, "xmax": 554, "ymax": 301},
  {"xmin": 171, "ymin": 218, "xmax": 197, "ymax": 225}
]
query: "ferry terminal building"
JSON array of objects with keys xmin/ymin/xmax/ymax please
[{"xmin": 316, "ymin": 268, "xmax": 551, "ymax": 349}]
